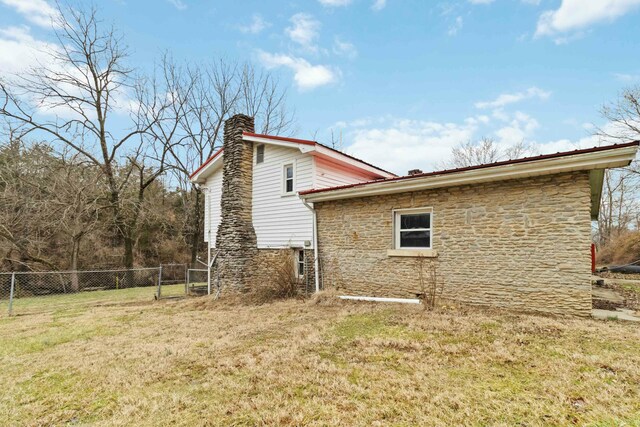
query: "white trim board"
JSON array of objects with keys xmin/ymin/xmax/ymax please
[{"xmin": 339, "ymin": 295, "xmax": 421, "ymax": 304}]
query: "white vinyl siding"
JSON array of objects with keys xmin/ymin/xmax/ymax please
[
  {"xmin": 314, "ymin": 156, "xmax": 378, "ymax": 188},
  {"xmin": 201, "ymin": 143, "xmax": 385, "ymax": 250},
  {"xmin": 252, "ymin": 144, "xmax": 313, "ymax": 248},
  {"xmin": 203, "ymin": 168, "xmax": 223, "ymax": 246}
]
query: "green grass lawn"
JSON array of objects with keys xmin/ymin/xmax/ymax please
[
  {"xmin": 0, "ymin": 292, "xmax": 639, "ymax": 426},
  {"xmin": 0, "ymin": 284, "xmax": 186, "ymax": 317}
]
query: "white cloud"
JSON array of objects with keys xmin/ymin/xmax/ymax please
[
  {"xmin": 475, "ymin": 87, "xmax": 551, "ymax": 109},
  {"xmin": 0, "ymin": 26, "xmax": 58, "ymax": 74},
  {"xmin": 346, "ymin": 117, "xmax": 480, "ymax": 174},
  {"xmin": 614, "ymin": 72, "xmax": 640, "ymax": 82},
  {"xmin": 167, "ymin": 0, "xmax": 187, "ymax": 10},
  {"xmin": 318, "ymin": 0, "xmax": 352, "ymax": 6},
  {"xmin": 468, "ymin": 0, "xmax": 495, "ymax": 4},
  {"xmin": 448, "ymin": 16, "xmax": 463, "ymax": 36},
  {"xmin": 0, "ymin": 26, "xmax": 134, "ymax": 120},
  {"xmin": 286, "ymin": 13, "xmax": 321, "ymax": 52},
  {"xmin": 0, "ymin": 0, "xmax": 59, "ymax": 28},
  {"xmin": 258, "ymin": 51, "xmax": 338, "ymax": 90},
  {"xmin": 494, "ymin": 111, "xmax": 539, "ymax": 145},
  {"xmin": 372, "ymin": 0, "xmax": 387, "ymax": 11},
  {"xmin": 333, "ymin": 37, "xmax": 357, "ymax": 59},
  {"xmin": 535, "ymin": 0, "xmax": 640, "ymax": 38},
  {"xmin": 239, "ymin": 14, "xmax": 270, "ymax": 34},
  {"xmin": 338, "ymin": 109, "xmax": 609, "ymax": 175}
]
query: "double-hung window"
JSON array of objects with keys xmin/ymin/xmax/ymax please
[
  {"xmin": 283, "ymin": 164, "xmax": 294, "ymax": 195},
  {"xmin": 394, "ymin": 208, "xmax": 432, "ymax": 249}
]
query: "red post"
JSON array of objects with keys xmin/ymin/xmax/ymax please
[{"xmin": 591, "ymin": 243, "xmax": 596, "ymax": 274}]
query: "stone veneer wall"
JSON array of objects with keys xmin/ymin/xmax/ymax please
[
  {"xmin": 315, "ymin": 171, "xmax": 593, "ymax": 316},
  {"xmin": 303, "ymin": 249, "xmax": 316, "ymax": 295},
  {"xmin": 215, "ymin": 114, "xmax": 257, "ymax": 291},
  {"xmin": 249, "ymin": 248, "xmax": 312, "ymax": 294}
]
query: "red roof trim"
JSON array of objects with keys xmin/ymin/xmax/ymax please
[
  {"xmin": 300, "ymin": 141, "xmax": 640, "ymax": 196},
  {"xmin": 243, "ymin": 132, "xmax": 316, "ymax": 146},
  {"xmin": 244, "ymin": 131, "xmax": 396, "ymax": 177},
  {"xmin": 189, "ymin": 147, "xmax": 223, "ymax": 179}
]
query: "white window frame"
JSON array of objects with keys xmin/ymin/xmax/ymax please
[
  {"xmin": 296, "ymin": 250, "xmax": 305, "ymax": 278},
  {"xmin": 256, "ymin": 144, "xmax": 265, "ymax": 164},
  {"xmin": 393, "ymin": 207, "xmax": 433, "ymax": 250},
  {"xmin": 282, "ymin": 162, "xmax": 295, "ymax": 196}
]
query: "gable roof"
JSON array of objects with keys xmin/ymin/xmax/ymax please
[
  {"xmin": 190, "ymin": 132, "xmax": 396, "ymax": 184},
  {"xmin": 300, "ymin": 141, "xmax": 640, "ymax": 220},
  {"xmin": 244, "ymin": 132, "xmax": 396, "ymax": 177},
  {"xmin": 189, "ymin": 147, "xmax": 223, "ymax": 182}
]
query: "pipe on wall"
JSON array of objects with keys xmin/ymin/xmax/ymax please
[{"xmin": 301, "ymin": 199, "xmax": 320, "ymax": 293}]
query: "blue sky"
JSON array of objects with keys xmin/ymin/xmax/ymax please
[{"xmin": 1, "ymin": 0, "xmax": 640, "ymax": 174}]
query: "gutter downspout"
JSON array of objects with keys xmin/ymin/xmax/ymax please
[
  {"xmin": 301, "ymin": 198, "xmax": 320, "ymax": 293},
  {"xmin": 207, "ymin": 229, "xmax": 211, "ymax": 295}
]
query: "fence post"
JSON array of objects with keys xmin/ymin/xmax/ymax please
[
  {"xmin": 184, "ymin": 264, "xmax": 188, "ymax": 296},
  {"xmin": 8, "ymin": 272, "xmax": 15, "ymax": 316},
  {"xmin": 157, "ymin": 266, "xmax": 162, "ymax": 300}
]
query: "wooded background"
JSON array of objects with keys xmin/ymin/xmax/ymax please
[{"xmin": 0, "ymin": 4, "xmax": 638, "ymax": 272}]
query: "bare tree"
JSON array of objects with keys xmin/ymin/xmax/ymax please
[
  {"xmin": 0, "ymin": 138, "xmax": 60, "ymax": 270},
  {"xmin": 0, "ymin": 5, "xmax": 171, "ymax": 268},
  {"xmin": 0, "ymin": 135, "xmax": 103, "ymax": 278},
  {"xmin": 599, "ymin": 85, "xmax": 640, "ymax": 143},
  {"xmin": 0, "ymin": 5, "xmax": 295, "ymax": 270},
  {"xmin": 594, "ymin": 86, "xmax": 640, "ymax": 245},
  {"xmin": 158, "ymin": 58, "xmax": 295, "ymax": 264},
  {"xmin": 443, "ymin": 137, "xmax": 538, "ymax": 169},
  {"xmin": 238, "ymin": 63, "xmax": 296, "ymax": 136}
]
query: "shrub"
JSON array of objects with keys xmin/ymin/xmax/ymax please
[
  {"xmin": 597, "ymin": 231, "xmax": 640, "ymax": 266},
  {"xmin": 250, "ymin": 251, "xmax": 300, "ymax": 303}
]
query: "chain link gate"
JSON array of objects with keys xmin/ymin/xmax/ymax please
[
  {"xmin": 186, "ymin": 269, "xmax": 208, "ymax": 296},
  {"xmin": 156, "ymin": 264, "xmax": 189, "ymax": 300}
]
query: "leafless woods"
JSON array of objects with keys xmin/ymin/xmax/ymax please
[{"xmin": 0, "ymin": 4, "xmax": 294, "ymax": 271}]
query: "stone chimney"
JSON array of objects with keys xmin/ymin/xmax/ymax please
[
  {"xmin": 215, "ymin": 114, "xmax": 257, "ymax": 290},
  {"xmin": 408, "ymin": 169, "xmax": 423, "ymax": 176}
]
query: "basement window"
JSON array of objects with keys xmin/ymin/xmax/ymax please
[
  {"xmin": 256, "ymin": 144, "xmax": 265, "ymax": 164},
  {"xmin": 297, "ymin": 250, "xmax": 305, "ymax": 277},
  {"xmin": 394, "ymin": 208, "xmax": 432, "ymax": 249},
  {"xmin": 283, "ymin": 164, "xmax": 294, "ymax": 195}
]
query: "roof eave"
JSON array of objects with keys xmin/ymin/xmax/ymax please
[
  {"xmin": 190, "ymin": 151, "xmax": 223, "ymax": 184},
  {"xmin": 301, "ymin": 145, "xmax": 638, "ymax": 203},
  {"xmin": 242, "ymin": 133, "xmax": 394, "ymax": 178}
]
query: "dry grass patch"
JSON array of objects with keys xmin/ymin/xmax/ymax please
[{"xmin": 0, "ymin": 293, "xmax": 639, "ymax": 426}]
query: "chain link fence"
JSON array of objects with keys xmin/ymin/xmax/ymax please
[
  {"xmin": 186, "ymin": 269, "xmax": 209, "ymax": 296},
  {"xmin": 0, "ymin": 266, "xmax": 192, "ymax": 317}
]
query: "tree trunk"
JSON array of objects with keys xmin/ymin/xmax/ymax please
[
  {"xmin": 124, "ymin": 234, "xmax": 134, "ymax": 269},
  {"xmin": 70, "ymin": 237, "xmax": 81, "ymax": 292}
]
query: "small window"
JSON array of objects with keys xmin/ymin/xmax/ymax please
[
  {"xmin": 297, "ymin": 250, "xmax": 305, "ymax": 277},
  {"xmin": 394, "ymin": 209, "xmax": 432, "ymax": 249},
  {"xmin": 256, "ymin": 145, "xmax": 264, "ymax": 164},
  {"xmin": 283, "ymin": 164, "xmax": 294, "ymax": 194}
]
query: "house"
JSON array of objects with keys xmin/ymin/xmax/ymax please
[
  {"xmin": 300, "ymin": 141, "xmax": 639, "ymax": 316},
  {"xmin": 192, "ymin": 114, "xmax": 639, "ymax": 317},
  {"xmin": 190, "ymin": 114, "xmax": 394, "ymax": 293}
]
